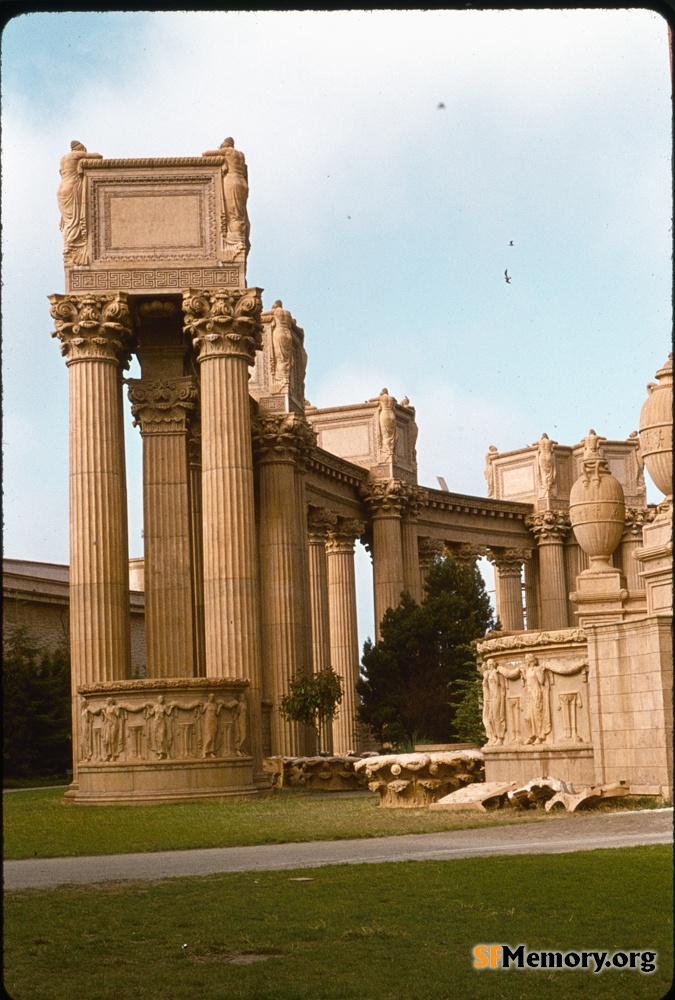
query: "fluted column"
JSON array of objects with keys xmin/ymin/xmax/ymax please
[
  {"xmin": 523, "ymin": 551, "xmax": 541, "ymax": 630},
  {"xmin": 50, "ymin": 292, "xmax": 133, "ymax": 781},
  {"xmin": 187, "ymin": 418, "xmax": 206, "ymax": 676},
  {"xmin": 307, "ymin": 507, "xmax": 338, "ymax": 752},
  {"xmin": 418, "ymin": 536, "xmax": 445, "ymax": 588},
  {"xmin": 254, "ymin": 413, "xmax": 316, "ymax": 756},
  {"xmin": 526, "ymin": 511, "xmax": 571, "ymax": 630},
  {"xmin": 620, "ymin": 508, "xmax": 653, "ymax": 593},
  {"xmin": 127, "ymin": 377, "xmax": 197, "ymax": 677},
  {"xmin": 183, "ymin": 287, "xmax": 264, "ymax": 775},
  {"xmin": 326, "ymin": 518, "xmax": 365, "ymax": 754},
  {"xmin": 361, "ymin": 480, "xmax": 413, "ymax": 638},
  {"xmin": 400, "ymin": 487, "xmax": 426, "ymax": 603},
  {"xmin": 486, "ymin": 548, "xmax": 530, "ymax": 631}
]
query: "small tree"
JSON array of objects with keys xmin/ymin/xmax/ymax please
[
  {"xmin": 358, "ymin": 556, "xmax": 495, "ymax": 747},
  {"xmin": 280, "ymin": 668, "xmax": 344, "ymax": 753}
]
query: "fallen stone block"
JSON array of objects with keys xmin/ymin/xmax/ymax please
[{"xmin": 430, "ymin": 780, "xmax": 519, "ymax": 812}]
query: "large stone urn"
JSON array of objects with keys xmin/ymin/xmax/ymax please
[
  {"xmin": 569, "ymin": 432, "xmax": 625, "ymax": 573},
  {"xmin": 639, "ymin": 353, "xmax": 673, "ymax": 500}
]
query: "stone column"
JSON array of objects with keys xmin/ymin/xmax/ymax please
[
  {"xmin": 326, "ymin": 518, "xmax": 365, "ymax": 754},
  {"xmin": 50, "ymin": 293, "xmax": 133, "ymax": 780},
  {"xmin": 486, "ymin": 548, "xmax": 530, "ymax": 631},
  {"xmin": 526, "ymin": 511, "xmax": 571, "ymax": 630},
  {"xmin": 361, "ymin": 480, "xmax": 412, "ymax": 638},
  {"xmin": 307, "ymin": 507, "xmax": 338, "ymax": 752},
  {"xmin": 187, "ymin": 418, "xmax": 206, "ymax": 676},
  {"xmin": 400, "ymin": 488, "xmax": 426, "ymax": 603},
  {"xmin": 254, "ymin": 412, "xmax": 316, "ymax": 757},
  {"xmin": 523, "ymin": 552, "xmax": 541, "ymax": 630},
  {"xmin": 620, "ymin": 508, "xmax": 652, "ymax": 593},
  {"xmin": 418, "ymin": 536, "xmax": 445, "ymax": 588},
  {"xmin": 183, "ymin": 287, "xmax": 264, "ymax": 775},
  {"xmin": 127, "ymin": 377, "xmax": 198, "ymax": 677},
  {"xmin": 564, "ymin": 536, "xmax": 589, "ymax": 624}
]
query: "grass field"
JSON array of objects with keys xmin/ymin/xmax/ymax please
[
  {"xmin": 2, "ymin": 787, "xmax": 587, "ymax": 860},
  {"xmin": 4, "ymin": 845, "xmax": 671, "ymax": 1000}
]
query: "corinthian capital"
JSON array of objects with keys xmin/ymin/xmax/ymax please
[
  {"xmin": 486, "ymin": 547, "xmax": 532, "ymax": 574},
  {"xmin": 49, "ymin": 293, "xmax": 133, "ymax": 366},
  {"xmin": 326, "ymin": 518, "xmax": 366, "ymax": 554},
  {"xmin": 127, "ymin": 377, "xmax": 198, "ymax": 434},
  {"xmin": 252, "ymin": 413, "xmax": 317, "ymax": 463},
  {"xmin": 622, "ymin": 506, "xmax": 655, "ymax": 539},
  {"xmin": 360, "ymin": 479, "xmax": 418, "ymax": 517},
  {"xmin": 417, "ymin": 536, "xmax": 445, "ymax": 573},
  {"xmin": 525, "ymin": 510, "xmax": 570, "ymax": 544},
  {"xmin": 307, "ymin": 507, "xmax": 338, "ymax": 544},
  {"xmin": 183, "ymin": 287, "xmax": 263, "ymax": 364},
  {"xmin": 447, "ymin": 542, "xmax": 488, "ymax": 565}
]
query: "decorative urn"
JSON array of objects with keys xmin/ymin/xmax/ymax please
[
  {"xmin": 569, "ymin": 431, "xmax": 625, "ymax": 572},
  {"xmin": 639, "ymin": 353, "xmax": 673, "ymax": 499}
]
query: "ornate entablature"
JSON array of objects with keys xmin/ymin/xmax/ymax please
[{"xmin": 58, "ymin": 143, "xmax": 251, "ymax": 293}]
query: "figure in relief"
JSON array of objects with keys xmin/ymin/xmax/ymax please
[
  {"xmin": 265, "ymin": 300, "xmax": 295, "ymax": 393},
  {"xmin": 94, "ymin": 698, "xmax": 123, "ymax": 761},
  {"xmin": 234, "ymin": 695, "xmax": 248, "ymax": 755},
  {"xmin": 80, "ymin": 701, "xmax": 93, "ymax": 761},
  {"xmin": 202, "ymin": 137, "xmax": 250, "ymax": 258},
  {"xmin": 57, "ymin": 140, "xmax": 102, "ymax": 265},
  {"xmin": 377, "ymin": 388, "xmax": 398, "ymax": 462},
  {"xmin": 185, "ymin": 693, "xmax": 227, "ymax": 757},
  {"xmin": 580, "ymin": 429, "xmax": 607, "ymax": 485},
  {"xmin": 145, "ymin": 695, "xmax": 177, "ymax": 759},
  {"xmin": 481, "ymin": 659, "xmax": 506, "ymax": 745},
  {"xmin": 484, "ymin": 445, "xmax": 498, "ymax": 497},
  {"xmin": 533, "ymin": 433, "xmax": 557, "ymax": 496},
  {"xmin": 558, "ymin": 690, "xmax": 584, "ymax": 742},
  {"xmin": 521, "ymin": 654, "xmax": 551, "ymax": 744}
]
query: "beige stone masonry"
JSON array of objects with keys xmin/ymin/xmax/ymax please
[
  {"xmin": 326, "ymin": 518, "xmax": 364, "ymax": 754},
  {"xmin": 526, "ymin": 511, "xmax": 571, "ymax": 629}
]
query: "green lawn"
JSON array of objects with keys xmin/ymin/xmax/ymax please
[
  {"xmin": 4, "ymin": 846, "xmax": 671, "ymax": 1000},
  {"xmin": 2, "ymin": 787, "xmax": 586, "ymax": 860}
]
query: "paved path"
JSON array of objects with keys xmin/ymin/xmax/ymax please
[{"xmin": 5, "ymin": 809, "xmax": 671, "ymax": 891}]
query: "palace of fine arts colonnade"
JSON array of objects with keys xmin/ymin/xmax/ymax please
[{"xmin": 48, "ymin": 138, "xmax": 672, "ymax": 804}]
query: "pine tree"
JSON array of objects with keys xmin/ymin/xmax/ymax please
[{"xmin": 357, "ymin": 556, "xmax": 495, "ymax": 747}]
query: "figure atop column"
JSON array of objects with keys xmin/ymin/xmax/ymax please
[
  {"xmin": 484, "ymin": 444, "xmax": 499, "ymax": 497},
  {"xmin": 533, "ymin": 433, "xmax": 557, "ymax": 498},
  {"xmin": 202, "ymin": 137, "xmax": 250, "ymax": 260},
  {"xmin": 377, "ymin": 388, "xmax": 398, "ymax": 463},
  {"xmin": 57, "ymin": 140, "xmax": 102, "ymax": 265}
]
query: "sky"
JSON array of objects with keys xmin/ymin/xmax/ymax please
[{"xmin": 1, "ymin": 9, "xmax": 672, "ymax": 645}]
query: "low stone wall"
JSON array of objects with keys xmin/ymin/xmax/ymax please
[{"xmin": 354, "ymin": 751, "xmax": 484, "ymax": 807}]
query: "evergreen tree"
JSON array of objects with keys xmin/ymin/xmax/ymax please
[
  {"xmin": 3, "ymin": 627, "xmax": 72, "ymax": 778},
  {"xmin": 357, "ymin": 556, "xmax": 495, "ymax": 746},
  {"xmin": 280, "ymin": 667, "xmax": 344, "ymax": 753}
]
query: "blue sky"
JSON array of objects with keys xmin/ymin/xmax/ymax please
[{"xmin": 2, "ymin": 9, "xmax": 672, "ymax": 643}]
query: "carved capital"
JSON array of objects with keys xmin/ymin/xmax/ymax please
[
  {"xmin": 526, "ymin": 510, "xmax": 570, "ymax": 544},
  {"xmin": 326, "ymin": 518, "xmax": 366, "ymax": 554},
  {"xmin": 622, "ymin": 506, "xmax": 655, "ymax": 539},
  {"xmin": 486, "ymin": 547, "xmax": 532, "ymax": 575},
  {"xmin": 360, "ymin": 479, "xmax": 417, "ymax": 517},
  {"xmin": 401, "ymin": 486, "xmax": 429, "ymax": 520},
  {"xmin": 183, "ymin": 288, "xmax": 263, "ymax": 365},
  {"xmin": 50, "ymin": 293, "xmax": 133, "ymax": 367},
  {"xmin": 252, "ymin": 412, "xmax": 317, "ymax": 464},
  {"xmin": 127, "ymin": 377, "xmax": 198, "ymax": 434},
  {"xmin": 307, "ymin": 507, "xmax": 338, "ymax": 544},
  {"xmin": 446, "ymin": 542, "xmax": 488, "ymax": 565},
  {"xmin": 417, "ymin": 537, "xmax": 445, "ymax": 572}
]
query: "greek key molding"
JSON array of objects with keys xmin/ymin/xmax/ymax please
[
  {"xmin": 183, "ymin": 288, "xmax": 263, "ymax": 364},
  {"xmin": 67, "ymin": 267, "xmax": 241, "ymax": 293},
  {"xmin": 49, "ymin": 292, "xmax": 133, "ymax": 366}
]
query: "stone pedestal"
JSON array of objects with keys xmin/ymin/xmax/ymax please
[
  {"xmin": 50, "ymin": 293, "xmax": 134, "ymax": 783},
  {"xmin": 326, "ymin": 519, "xmax": 364, "ymax": 754},
  {"xmin": 72, "ymin": 678, "xmax": 255, "ymax": 804},
  {"xmin": 183, "ymin": 288, "xmax": 265, "ymax": 781}
]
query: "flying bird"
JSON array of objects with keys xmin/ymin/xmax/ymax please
[
  {"xmin": 437, "ymin": 102, "xmax": 446, "ymax": 109},
  {"xmin": 504, "ymin": 270, "xmax": 511, "ymax": 283},
  {"xmin": 508, "ymin": 240, "xmax": 514, "ymax": 246}
]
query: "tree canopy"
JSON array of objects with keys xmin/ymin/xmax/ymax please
[
  {"xmin": 357, "ymin": 557, "xmax": 495, "ymax": 747},
  {"xmin": 280, "ymin": 667, "xmax": 344, "ymax": 753}
]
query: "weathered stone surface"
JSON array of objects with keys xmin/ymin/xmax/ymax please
[
  {"xmin": 545, "ymin": 780, "xmax": 630, "ymax": 813},
  {"xmin": 263, "ymin": 755, "xmax": 367, "ymax": 791},
  {"xmin": 354, "ymin": 751, "xmax": 484, "ymax": 807},
  {"xmin": 507, "ymin": 775, "xmax": 573, "ymax": 809},
  {"xmin": 430, "ymin": 780, "xmax": 518, "ymax": 812}
]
